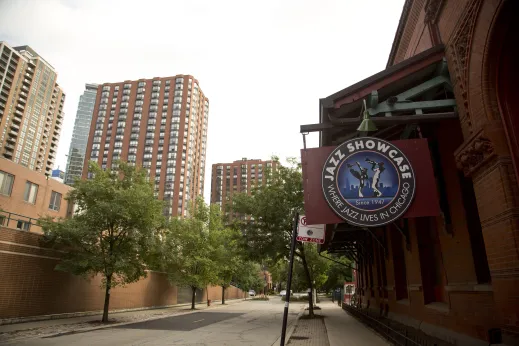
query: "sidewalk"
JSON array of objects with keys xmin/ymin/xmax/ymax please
[
  {"xmin": 0, "ymin": 298, "xmax": 245, "ymax": 343},
  {"xmin": 288, "ymin": 299, "xmax": 391, "ymax": 346}
]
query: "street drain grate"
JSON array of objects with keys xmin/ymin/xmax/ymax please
[{"xmin": 291, "ymin": 336, "xmax": 309, "ymax": 340}]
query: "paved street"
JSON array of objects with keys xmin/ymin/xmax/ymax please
[{"xmin": 5, "ymin": 299, "xmax": 304, "ymax": 346}]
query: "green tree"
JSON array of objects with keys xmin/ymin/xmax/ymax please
[
  {"xmin": 234, "ymin": 261, "xmax": 264, "ymax": 294},
  {"xmin": 160, "ymin": 198, "xmax": 220, "ymax": 309},
  {"xmin": 269, "ymin": 259, "xmax": 288, "ymax": 292},
  {"xmin": 322, "ymin": 255, "xmax": 353, "ymax": 292},
  {"xmin": 39, "ymin": 161, "xmax": 164, "ymax": 322},
  {"xmin": 211, "ymin": 205, "xmax": 244, "ymax": 304},
  {"xmin": 231, "ymin": 157, "xmax": 321, "ymax": 316},
  {"xmin": 298, "ymin": 244, "xmax": 330, "ymax": 291}
]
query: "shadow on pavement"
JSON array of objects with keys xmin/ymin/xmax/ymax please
[{"xmin": 113, "ymin": 312, "xmax": 245, "ymax": 331}]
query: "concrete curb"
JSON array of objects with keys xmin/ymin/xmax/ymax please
[
  {"xmin": 271, "ymin": 308, "xmax": 305, "ymax": 346},
  {"xmin": 3, "ymin": 299, "xmax": 246, "ymax": 344}
]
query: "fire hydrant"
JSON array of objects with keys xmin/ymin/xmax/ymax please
[{"xmin": 207, "ymin": 299, "xmax": 212, "ymax": 306}]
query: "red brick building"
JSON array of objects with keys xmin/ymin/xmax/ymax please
[
  {"xmin": 210, "ymin": 158, "xmax": 276, "ymax": 219},
  {"xmin": 82, "ymin": 76, "xmax": 209, "ymax": 218},
  {"xmin": 0, "ymin": 157, "xmax": 74, "ymax": 232},
  {"xmin": 302, "ymin": 1, "xmax": 519, "ymax": 345}
]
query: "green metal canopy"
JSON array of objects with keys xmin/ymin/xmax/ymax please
[{"xmin": 300, "ymin": 45, "xmax": 457, "ymax": 146}]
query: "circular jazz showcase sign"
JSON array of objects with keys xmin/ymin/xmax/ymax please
[{"xmin": 321, "ymin": 137, "xmax": 416, "ymax": 227}]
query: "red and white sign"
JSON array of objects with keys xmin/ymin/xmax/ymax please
[{"xmin": 297, "ymin": 215, "xmax": 325, "ymax": 244}]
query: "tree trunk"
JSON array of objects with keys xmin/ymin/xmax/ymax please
[
  {"xmin": 102, "ymin": 274, "xmax": 112, "ymax": 322},
  {"xmin": 222, "ymin": 286, "xmax": 226, "ymax": 304},
  {"xmin": 301, "ymin": 254, "xmax": 315, "ymax": 317},
  {"xmin": 191, "ymin": 286, "xmax": 196, "ymax": 310}
]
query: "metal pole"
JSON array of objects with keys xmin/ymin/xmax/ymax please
[{"xmin": 279, "ymin": 212, "xmax": 299, "ymax": 346}]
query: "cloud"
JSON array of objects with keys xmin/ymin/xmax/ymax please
[{"xmin": 0, "ymin": 0, "xmax": 404, "ymax": 201}]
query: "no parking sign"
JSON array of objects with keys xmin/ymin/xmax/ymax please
[{"xmin": 296, "ymin": 215, "xmax": 325, "ymax": 244}]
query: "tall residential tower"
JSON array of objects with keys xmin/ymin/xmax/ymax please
[
  {"xmin": 83, "ymin": 76, "xmax": 209, "ymax": 217},
  {"xmin": 0, "ymin": 42, "xmax": 66, "ymax": 176},
  {"xmin": 64, "ymin": 83, "xmax": 98, "ymax": 185},
  {"xmin": 210, "ymin": 158, "xmax": 276, "ymax": 219}
]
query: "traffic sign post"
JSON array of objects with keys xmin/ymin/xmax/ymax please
[
  {"xmin": 279, "ymin": 214, "xmax": 325, "ymax": 345},
  {"xmin": 279, "ymin": 212, "xmax": 299, "ymax": 346}
]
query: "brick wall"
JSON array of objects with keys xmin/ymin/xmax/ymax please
[
  {"xmin": 370, "ymin": 0, "xmax": 519, "ymax": 344},
  {"xmin": 0, "ymin": 226, "xmax": 245, "ymax": 319},
  {"xmin": 393, "ymin": 0, "xmax": 426, "ymax": 64},
  {"xmin": 354, "ymin": 123, "xmax": 499, "ymax": 345}
]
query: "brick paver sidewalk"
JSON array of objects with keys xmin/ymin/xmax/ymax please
[
  {"xmin": 288, "ymin": 314, "xmax": 329, "ymax": 346},
  {"xmin": 286, "ymin": 299, "xmax": 391, "ymax": 346}
]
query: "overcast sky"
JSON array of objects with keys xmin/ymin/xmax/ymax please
[{"xmin": 0, "ymin": 0, "xmax": 404, "ymax": 201}]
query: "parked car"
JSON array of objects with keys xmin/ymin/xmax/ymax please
[
  {"xmin": 280, "ymin": 290, "xmax": 293, "ymax": 297},
  {"xmin": 248, "ymin": 290, "xmax": 256, "ymax": 297}
]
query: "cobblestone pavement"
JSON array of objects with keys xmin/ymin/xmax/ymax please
[{"xmin": 288, "ymin": 315, "xmax": 330, "ymax": 346}]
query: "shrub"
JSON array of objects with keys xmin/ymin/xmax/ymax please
[{"xmin": 251, "ymin": 296, "xmax": 270, "ymax": 301}]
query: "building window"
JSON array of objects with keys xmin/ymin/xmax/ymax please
[
  {"xmin": 0, "ymin": 171, "xmax": 15, "ymax": 196},
  {"xmin": 24, "ymin": 181, "xmax": 39, "ymax": 204},
  {"xmin": 48, "ymin": 191, "xmax": 62, "ymax": 211},
  {"xmin": 16, "ymin": 220, "xmax": 31, "ymax": 231}
]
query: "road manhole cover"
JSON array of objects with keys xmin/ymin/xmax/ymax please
[{"xmin": 291, "ymin": 336, "xmax": 309, "ymax": 340}]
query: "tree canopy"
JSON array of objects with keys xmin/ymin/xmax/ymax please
[
  {"xmin": 39, "ymin": 161, "xmax": 164, "ymax": 322},
  {"xmin": 231, "ymin": 157, "xmax": 328, "ymax": 316},
  {"xmin": 157, "ymin": 198, "xmax": 221, "ymax": 309}
]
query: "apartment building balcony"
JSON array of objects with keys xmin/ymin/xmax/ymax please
[
  {"xmin": 3, "ymin": 150, "xmax": 13, "ymax": 159},
  {"xmin": 8, "ymin": 128, "xmax": 18, "ymax": 137},
  {"xmin": 5, "ymin": 67, "xmax": 15, "ymax": 79},
  {"xmin": 17, "ymin": 94, "xmax": 26, "ymax": 104},
  {"xmin": 15, "ymin": 102, "xmax": 24, "ymax": 111},
  {"xmin": 22, "ymin": 78, "xmax": 31, "ymax": 86},
  {"xmin": 10, "ymin": 123, "xmax": 19, "ymax": 131}
]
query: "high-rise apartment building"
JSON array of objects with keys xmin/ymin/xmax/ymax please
[
  {"xmin": 210, "ymin": 158, "xmax": 276, "ymax": 218},
  {"xmin": 83, "ymin": 76, "xmax": 209, "ymax": 217},
  {"xmin": 64, "ymin": 83, "xmax": 98, "ymax": 185},
  {"xmin": 0, "ymin": 42, "xmax": 65, "ymax": 176}
]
